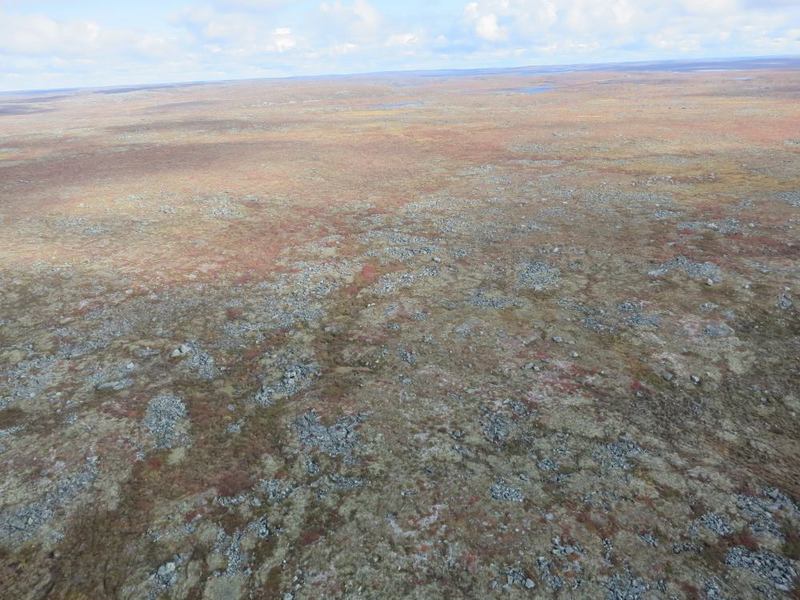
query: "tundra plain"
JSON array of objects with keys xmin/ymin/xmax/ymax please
[{"xmin": 1, "ymin": 63, "xmax": 799, "ymax": 598}]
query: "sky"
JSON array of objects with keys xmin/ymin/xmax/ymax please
[{"xmin": 0, "ymin": 0, "xmax": 799, "ymax": 91}]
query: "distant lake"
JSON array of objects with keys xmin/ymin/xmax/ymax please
[
  {"xmin": 497, "ymin": 85, "xmax": 554, "ymax": 95},
  {"xmin": 369, "ymin": 101, "xmax": 424, "ymax": 109}
]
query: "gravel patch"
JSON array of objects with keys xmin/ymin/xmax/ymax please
[
  {"xmin": 95, "ymin": 378, "xmax": 134, "ymax": 392},
  {"xmin": 148, "ymin": 556, "xmax": 185, "ymax": 600},
  {"xmin": 247, "ymin": 515, "xmax": 270, "ymax": 539},
  {"xmin": 143, "ymin": 394, "xmax": 190, "ymax": 449},
  {"xmin": 703, "ymin": 322, "xmax": 735, "ymax": 338},
  {"xmin": 776, "ymin": 191, "xmax": 800, "ymax": 208},
  {"xmin": 517, "ymin": 260, "xmax": 561, "ymax": 291},
  {"xmin": 737, "ymin": 487, "xmax": 798, "ymax": 539},
  {"xmin": 690, "ymin": 512, "xmax": 733, "ymax": 537},
  {"xmin": 197, "ymin": 193, "xmax": 245, "ymax": 219},
  {"xmin": 499, "ymin": 566, "xmax": 536, "ymax": 590},
  {"xmin": 703, "ymin": 578, "xmax": 726, "ymax": 600},
  {"xmin": 678, "ymin": 219, "xmax": 741, "ymax": 234},
  {"xmin": 212, "ymin": 528, "xmax": 249, "ymax": 577},
  {"xmin": 536, "ymin": 557, "xmax": 564, "ymax": 591},
  {"xmin": 490, "ymin": 481, "xmax": 524, "ymax": 502},
  {"xmin": 653, "ymin": 209, "xmax": 680, "ymax": 220},
  {"xmin": 254, "ymin": 360, "xmax": 318, "ymax": 407},
  {"xmin": 469, "ymin": 289, "xmax": 520, "ymax": 309},
  {"xmin": 593, "ymin": 438, "xmax": 644, "ymax": 471},
  {"xmin": 327, "ymin": 474, "xmax": 365, "ymax": 491},
  {"xmin": 552, "ymin": 535, "xmax": 584, "ymax": 558},
  {"xmin": 778, "ymin": 292, "xmax": 793, "ymax": 310},
  {"xmin": 481, "ymin": 410, "xmax": 511, "ymax": 446},
  {"xmin": 1, "ymin": 355, "xmax": 59, "ymax": 407},
  {"xmin": 605, "ymin": 570, "xmax": 649, "ymax": 600},
  {"xmin": 172, "ymin": 342, "xmax": 218, "ymax": 380},
  {"xmin": 294, "ymin": 410, "xmax": 365, "ymax": 457},
  {"xmin": 370, "ymin": 266, "xmax": 439, "ymax": 295},
  {"xmin": 725, "ymin": 546, "xmax": 797, "ymax": 591},
  {"xmin": 257, "ymin": 479, "xmax": 294, "ymax": 503},
  {"xmin": 617, "ymin": 300, "xmax": 661, "ymax": 329},
  {"xmin": 638, "ymin": 531, "xmax": 658, "ymax": 547},
  {"xmin": 0, "ymin": 457, "xmax": 98, "ymax": 546},
  {"xmin": 648, "ymin": 255, "xmax": 722, "ymax": 284}
]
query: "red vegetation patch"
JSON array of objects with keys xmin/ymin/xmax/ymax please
[
  {"xmin": 359, "ymin": 263, "xmax": 379, "ymax": 283},
  {"xmin": 184, "ymin": 508, "xmax": 205, "ymax": 524},
  {"xmin": 226, "ymin": 307, "xmax": 243, "ymax": 320},
  {"xmin": 463, "ymin": 551, "xmax": 479, "ymax": 574},
  {"xmin": 299, "ymin": 528, "xmax": 323, "ymax": 546},
  {"xmin": 214, "ymin": 469, "xmax": 253, "ymax": 497},
  {"xmin": 728, "ymin": 530, "xmax": 760, "ymax": 551},
  {"xmin": 575, "ymin": 509, "xmax": 618, "ymax": 539},
  {"xmin": 630, "ymin": 379, "xmax": 650, "ymax": 396},
  {"xmin": 540, "ymin": 373, "xmax": 583, "ymax": 395},
  {"xmin": 100, "ymin": 400, "xmax": 141, "ymax": 420}
]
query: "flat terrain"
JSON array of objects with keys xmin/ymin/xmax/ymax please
[{"xmin": 1, "ymin": 63, "xmax": 799, "ymax": 599}]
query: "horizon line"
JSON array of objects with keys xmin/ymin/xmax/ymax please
[{"xmin": 2, "ymin": 52, "xmax": 799, "ymax": 96}]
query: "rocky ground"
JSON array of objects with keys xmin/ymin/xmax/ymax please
[{"xmin": 1, "ymin": 65, "xmax": 799, "ymax": 599}]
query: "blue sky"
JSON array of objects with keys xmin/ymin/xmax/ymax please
[{"xmin": 1, "ymin": 0, "xmax": 799, "ymax": 91}]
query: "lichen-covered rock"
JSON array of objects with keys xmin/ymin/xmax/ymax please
[{"xmin": 143, "ymin": 393, "xmax": 190, "ymax": 449}]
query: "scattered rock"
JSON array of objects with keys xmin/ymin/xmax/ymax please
[
  {"xmin": 690, "ymin": 512, "xmax": 733, "ymax": 537},
  {"xmin": 648, "ymin": 255, "xmax": 722, "ymax": 284},
  {"xmin": 294, "ymin": 410, "xmax": 364, "ymax": 457},
  {"xmin": 150, "ymin": 558, "xmax": 180, "ymax": 598},
  {"xmin": 605, "ymin": 570, "xmax": 649, "ymax": 600},
  {"xmin": 778, "ymin": 293, "xmax": 793, "ymax": 310},
  {"xmin": 481, "ymin": 410, "xmax": 511, "ymax": 446},
  {"xmin": 254, "ymin": 350, "xmax": 318, "ymax": 407},
  {"xmin": 170, "ymin": 343, "xmax": 192, "ymax": 358},
  {"xmin": 490, "ymin": 481, "xmax": 524, "ymax": 502},
  {"xmin": 469, "ymin": 289, "xmax": 520, "ymax": 309},
  {"xmin": 703, "ymin": 322, "xmax": 734, "ymax": 338},
  {"xmin": 94, "ymin": 378, "xmax": 133, "ymax": 392},
  {"xmin": 517, "ymin": 260, "xmax": 561, "ymax": 291},
  {"xmin": 257, "ymin": 479, "xmax": 294, "ymax": 503},
  {"xmin": 536, "ymin": 556, "xmax": 564, "ymax": 591},
  {"xmin": 638, "ymin": 531, "xmax": 658, "ymax": 547},
  {"xmin": 171, "ymin": 342, "xmax": 217, "ymax": 380},
  {"xmin": 500, "ymin": 566, "xmax": 536, "ymax": 590},
  {"xmin": 617, "ymin": 300, "xmax": 660, "ymax": 328},
  {"xmin": 776, "ymin": 191, "xmax": 800, "ymax": 208},
  {"xmin": 593, "ymin": 437, "xmax": 644, "ymax": 471},
  {"xmin": 0, "ymin": 458, "xmax": 98, "ymax": 546},
  {"xmin": 725, "ymin": 546, "xmax": 797, "ymax": 591},
  {"xmin": 143, "ymin": 394, "xmax": 190, "ymax": 449},
  {"xmin": 737, "ymin": 487, "xmax": 798, "ymax": 539}
]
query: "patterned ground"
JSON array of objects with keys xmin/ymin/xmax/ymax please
[{"xmin": 1, "ymin": 66, "xmax": 799, "ymax": 599}]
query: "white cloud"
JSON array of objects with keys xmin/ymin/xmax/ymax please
[
  {"xmin": 0, "ymin": 1, "xmax": 799, "ymax": 91},
  {"xmin": 680, "ymin": 0, "xmax": 740, "ymax": 16},
  {"xmin": 319, "ymin": 0, "xmax": 381, "ymax": 40},
  {"xmin": 175, "ymin": 6, "xmax": 298, "ymax": 55},
  {"xmin": 217, "ymin": 0, "xmax": 291, "ymax": 8},
  {"xmin": 179, "ymin": 7, "xmax": 256, "ymax": 42},
  {"xmin": 330, "ymin": 41, "xmax": 359, "ymax": 55},
  {"xmin": 474, "ymin": 12, "xmax": 506, "ymax": 42},
  {"xmin": 457, "ymin": 0, "xmax": 800, "ymax": 61},
  {"xmin": 0, "ymin": 10, "xmax": 175, "ymax": 58},
  {"xmin": 386, "ymin": 32, "xmax": 419, "ymax": 47},
  {"xmin": 271, "ymin": 27, "xmax": 297, "ymax": 52}
]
